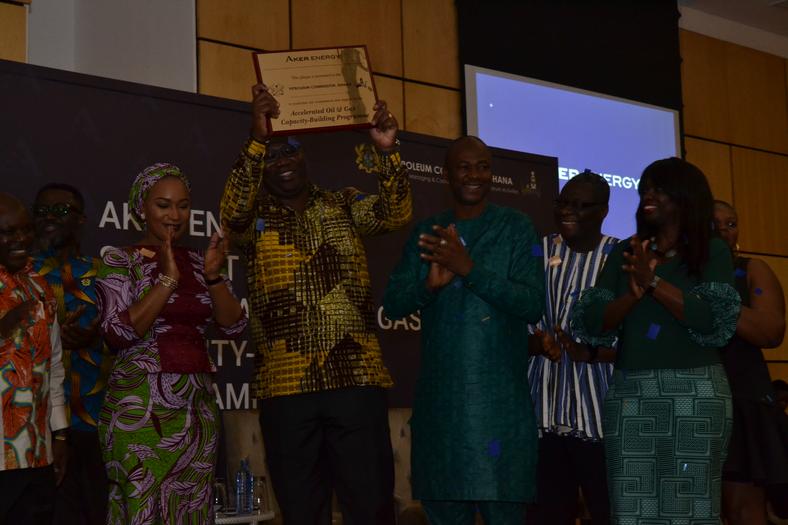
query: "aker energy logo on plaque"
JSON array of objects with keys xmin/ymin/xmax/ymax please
[{"xmin": 253, "ymin": 46, "xmax": 379, "ymax": 136}]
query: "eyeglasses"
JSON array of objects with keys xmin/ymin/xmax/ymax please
[
  {"xmin": 33, "ymin": 203, "xmax": 83, "ymax": 218},
  {"xmin": 554, "ymin": 199, "xmax": 603, "ymax": 211},
  {"xmin": 264, "ymin": 143, "xmax": 302, "ymax": 162}
]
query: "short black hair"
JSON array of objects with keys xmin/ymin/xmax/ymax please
[
  {"xmin": 565, "ymin": 169, "xmax": 610, "ymax": 205},
  {"xmin": 444, "ymin": 135, "xmax": 488, "ymax": 168},
  {"xmin": 35, "ymin": 183, "xmax": 85, "ymax": 211}
]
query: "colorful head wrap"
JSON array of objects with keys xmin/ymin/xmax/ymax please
[{"xmin": 128, "ymin": 163, "xmax": 191, "ymax": 224}]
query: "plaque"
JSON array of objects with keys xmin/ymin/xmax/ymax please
[{"xmin": 253, "ymin": 46, "xmax": 379, "ymax": 135}]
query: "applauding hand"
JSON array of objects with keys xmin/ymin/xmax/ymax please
[
  {"xmin": 204, "ymin": 230, "xmax": 229, "ymax": 282},
  {"xmin": 419, "ymin": 224, "xmax": 474, "ymax": 277},
  {"xmin": 159, "ymin": 227, "xmax": 179, "ymax": 282},
  {"xmin": 534, "ymin": 328, "xmax": 562, "ymax": 362},
  {"xmin": 555, "ymin": 326, "xmax": 593, "ymax": 362},
  {"xmin": 622, "ymin": 235, "xmax": 657, "ymax": 298}
]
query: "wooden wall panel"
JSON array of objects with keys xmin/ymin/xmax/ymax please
[
  {"xmin": 680, "ymin": 30, "xmax": 730, "ymax": 143},
  {"xmin": 768, "ymin": 363, "xmax": 788, "ymax": 384},
  {"xmin": 198, "ymin": 40, "xmax": 257, "ymax": 102},
  {"xmin": 0, "ymin": 3, "xmax": 26, "ymax": 63},
  {"xmin": 373, "ymin": 74, "xmax": 404, "ymax": 127},
  {"xmin": 291, "ymin": 0, "xmax": 402, "ymax": 77},
  {"xmin": 404, "ymin": 82, "xmax": 461, "ymax": 139},
  {"xmin": 731, "ymin": 147, "xmax": 788, "ymax": 256},
  {"xmin": 402, "ymin": 0, "xmax": 459, "ymax": 89},
  {"xmin": 725, "ymin": 43, "xmax": 788, "ymax": 155},
  {"xmin": 684, "ymin": 137, "xmax": 732, "ymax": 204},
  {"xmin": 197, "ymin": 0, "xmax": 289, "ymax": 51},
  {"xmin": 681, "ymin": 30, "xmax": 788, "ymax": 154}
]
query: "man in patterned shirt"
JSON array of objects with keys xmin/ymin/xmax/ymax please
[
  {"xmin": 527, "ymin": 171, "xmax": 618, "ymax": 525},
  {"xmin": 0, "ymin": 192, "xmax": 68, "ymax": 524},
  {"xmin": 32, "ymin": 183, "xmax": 109, "ymax": 525},
  {"xmin": 220, "ymin": 84, "xmax": 412, "ymax": 524}
]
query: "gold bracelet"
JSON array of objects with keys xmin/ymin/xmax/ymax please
[
  {"xmin": 157, "ymin": 273, "xmax": 178, "ymax": 290},
  {"xmin": 53, "ymin": 432, "xmax": 68, "ymax": 441}
]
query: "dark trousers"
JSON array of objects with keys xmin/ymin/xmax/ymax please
[
  {"xmin": 259, "ymin": 386, "xmax": 395, "ymax": 525},
  {"xmin": 0, "ymin": 465, "xmax": 55, "ymax": 525},
  {"xmin": 52, "ymin": 430, "xmax": 109, "ymax": 525},
  {"xmin": 423, "ymin": 500, "xmax": 527, "ymax": 525},
  {"xmin": 532, "ymin": 433, "xmax": 610, "ymax": 525}
]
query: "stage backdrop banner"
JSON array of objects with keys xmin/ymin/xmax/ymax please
[{"xmin": 0, "ymin": 59, "xmax": 558, "ymax": 407}]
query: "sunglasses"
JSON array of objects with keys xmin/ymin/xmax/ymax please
[
  {"xmin": 33, "ymin": 203, "xmax": 83, "ymax": 218},
  {"xmin": 554, "ymin": 199, "xmax": 603, "ymax": 211},
  {"xmin": 264, "ymin": 143, "xmax": 302, "ymax": 162}
]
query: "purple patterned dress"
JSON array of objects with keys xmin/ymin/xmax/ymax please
[{"xmin": 95, "ymin": 245, "xmax": 246, "ymax": 525}]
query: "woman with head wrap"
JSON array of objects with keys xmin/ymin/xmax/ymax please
[{"xmin": 95, "ymin": 164, "xmax": 247, "ymax": 524}]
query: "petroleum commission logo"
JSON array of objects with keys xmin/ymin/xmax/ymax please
[{"xmin": 354, "ymin": 143, "xmax": 380, "ymax": 174}]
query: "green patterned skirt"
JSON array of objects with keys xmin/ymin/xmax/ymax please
[
  {"xmin": 603, "ymin": 365, "xmax": 732, "ymax": 525},
  {"xmin": 98, "ymin": 372, "xmax": 218, "ymax": 525}
]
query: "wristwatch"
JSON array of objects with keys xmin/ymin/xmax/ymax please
[{"xmin": 645, "ymin": 274, "xmax": 661, "ymax": 295}]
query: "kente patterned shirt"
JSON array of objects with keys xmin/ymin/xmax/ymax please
[
  {"xmin": 33, "ymin": 251, "xmax": 112, "ymax": 432},
  {"xmin": 95, "ymin": 246, "xmax": 248, "ymax": 374},
  {"xmin": 527, "ymin": 233, "xmax": 619, "ymax": 441},
  {"xmin": 220, "ymin": 138, "xmax": 412, "ymax": 399},
  {"xmin": 0, "ymin": 260, "xmax": 67, "ymax": 470}
]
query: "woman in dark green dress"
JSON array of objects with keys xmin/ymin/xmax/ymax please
[{"xmin": 572, "ymin": 158, "xmax": 740, "ymax": 524}]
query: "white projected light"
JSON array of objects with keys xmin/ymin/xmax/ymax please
[{"xmin": 465, "ymin": 65, "xmax": 680, "ymax": 240}]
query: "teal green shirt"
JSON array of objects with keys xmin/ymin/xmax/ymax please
[
  {"xmin": 383, "ymin": 204, "xmax": 544, "ymax": 501},
  {"xmin": 573, "ymin": 237, "xmax": 740, "ymax": 370}
]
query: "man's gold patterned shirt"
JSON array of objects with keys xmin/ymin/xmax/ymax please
[{"xmin": 220, "ymin": 139, "xmax": 412, "ymax": 399}]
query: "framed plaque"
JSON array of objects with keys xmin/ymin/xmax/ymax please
[{"xmin": 252, "ymin": 46, "xmax": 379, "ymax": 135}]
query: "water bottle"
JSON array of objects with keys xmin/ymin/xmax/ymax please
[{"xmin": 235, "ymin": 459, "xmax": 247, "ymax": 514}]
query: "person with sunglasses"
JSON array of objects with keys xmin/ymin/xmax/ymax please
[
  {"xmin": 30, "ymin": 183, "xmax": 110, "ymax": 525},
  {"xmin": 220, "ymin": 84, "xmax": 412, "ymax": 525},
  {"xmin": 527, "ymin": 170, "xmax": 618, "ymax": 525}
]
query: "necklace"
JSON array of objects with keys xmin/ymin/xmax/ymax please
[{"xmin": 649, "ymin": 237, "xmax": 677, "ymax": 258}]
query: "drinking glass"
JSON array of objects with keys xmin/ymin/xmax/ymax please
[
  {"xmin": 252, "ymin": 476, "xmax": 268, "ymax": 513},
  {"xmin": 213, "ymin": 478, "xmax": 227, "ymax": 517}
]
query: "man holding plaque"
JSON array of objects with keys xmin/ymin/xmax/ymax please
[
  {"xmin": 383, "ymin": 136, "xmax": 544, "ymax": 524},
  {"xmin": 220, "ymin": 84, "xmax": 411, "ymax": 525}
]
